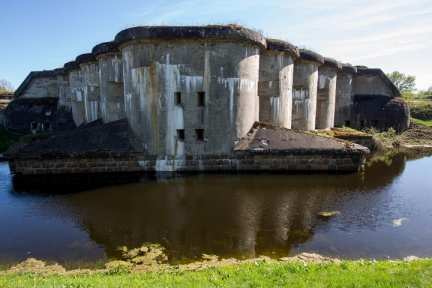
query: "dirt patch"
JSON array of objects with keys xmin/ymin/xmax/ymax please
[
  {"xmin": 395, "ymin": 122, "xmax": 432, "ymax": 147},
  {"xmin": 0, "ymin": 244, "xmax": 344, "ymax": 276}
]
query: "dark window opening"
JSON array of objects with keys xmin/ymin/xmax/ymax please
[
  {"xmin": 174, "ymin": 92, "xmax": 181, "ymax": 106},
  {"xmin": 344, "ymin": 120, "xmax": 351, "ymax": 127},
  {"xmin": 31, "ymin": 122, "xmax": 38, "ymax": 130},
  {"xmin": 177, "ymin": 129, "xmax": 185, "ymax": 141},
  {"xmin": 195, "ymin": 129, "xmax": 204, "ymax": 141},
  {"xmin": 197, "ymin": 92, "xmax": 205, "ymax": 107},
  {"xmin": 371, "ymin": 120, "xmax": 378, "ymax": 127},
  {"xmin": 43, "ymin": 122, "xmax": 51, "ymax": 131}
]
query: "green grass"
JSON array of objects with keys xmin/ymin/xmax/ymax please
[
  {"xmin": 411, "ymin": 118, "xmax": 432, "ymax": 127},
  {"xmin": 1, "ymin": 259, "xmax": 431, "ymax": 287}
]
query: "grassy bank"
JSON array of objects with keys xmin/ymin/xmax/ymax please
[{"xmin": 1, "ymin": 258, "xmax": 431, "ymax": 287}]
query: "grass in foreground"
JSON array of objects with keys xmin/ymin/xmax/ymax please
[{"xmin": 1, "ymin": 259, "xmax": 431, "ymax": 287}]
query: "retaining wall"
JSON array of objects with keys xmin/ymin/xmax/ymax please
[{"xmin": 8, "ymin": 153, "xmax": 365, "ymax": 175}]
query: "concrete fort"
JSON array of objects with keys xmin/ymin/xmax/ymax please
[{"xmin": 5, "ymin": 24, "xmax": 409, "ymax": 174}]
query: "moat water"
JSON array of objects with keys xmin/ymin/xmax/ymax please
[{"xmin": 1, "ymin": 152, "xmax": 432, "ymax": 269}]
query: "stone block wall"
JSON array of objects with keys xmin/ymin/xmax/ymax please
[{"xmin": 8, "ymin": 153, "xmax": 365, "ymax": 175}]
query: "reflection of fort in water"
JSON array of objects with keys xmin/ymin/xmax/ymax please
[{"xmin": 11, "ymin": 153, "xmax": 407, "ymax": 261}]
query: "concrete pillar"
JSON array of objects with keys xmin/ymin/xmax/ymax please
[
  {"xmin": 334, "ymin": 65, "xmax": 357, "ymax": 127},
  {"xmin": 54, "ymin": 68, "xmax": 71, "ymax": 109},
  {"xmin": 115, "ymin": 25, "xmax": 266, "ymax": 156},
  {"xmin": 316, "ymin": 58, "xmax": 341, "ymax": 129},
  {"xmin": 76, "ymin": 53, "xmax": 100, "ymax": 123},
  {"xmin": 92, "ymin": 41, "xmax": 124, "ymax": 123},
  {"xmin": 292, "ymin": 50, "xmax": 324, "ymax": 130},
  {"xmin": 64, "ymin": 61, "xmax": 85, "ymax": 126},
  {"xmin": 258, "ymin": 39, "xmax": 299, "ymax": 128}
]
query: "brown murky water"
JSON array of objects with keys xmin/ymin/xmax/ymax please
[{"xmin": 1, "ymin": 152, "xmax": 432, "ymax": 269}]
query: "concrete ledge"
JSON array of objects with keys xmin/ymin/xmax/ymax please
[
  {"xmin": 64, "ymin": 61, "xmax": 80, "ymax": 72},
  {"xmin": 75, "ymin": 53, "xmax": 97, "ymax": 66},
  {"xmin": 265, "ymin": 39, "xmax": 300, "ymax": 58},
  {"xmin": 322, "ymin": 58, "xmax": 342, "ymax": 70},
  {"xmin": 356, "ymin": 68, "xmax": 401, "ymax": 97},
  {"xmin": 114, "ymin": 25, "xmax": 266, "ymax": 49},
  {"xmin": 341, "ymin": 65, "xmax": 357, "ymax": 74},
  {"xmin": 233, "ymin": 122, "xmax": 368, "ymax": 155},
  {"xmin": 92, "ymin": 41, "xmax": 119, "ymax": 57},
  {"xmin": 298, "ymin": 50, "xmax": 324, "ymax": 65},
  {"xmin": 53, "ymin": 68, "xmax": 68, "ymax": 76}
]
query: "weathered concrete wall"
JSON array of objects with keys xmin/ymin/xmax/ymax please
[
  {"xmin": 65, "ymin": 61, "xmax": 85, "ymax": 126},
  {"xmin": 55, "ymin": 69, "xmax": 72, "ymax": 108},
  {"xmin": 116, "ymin": 26, "xmax": 265, "ymax": 157},
  {"xmin": 93, "ymin": 42, "xmax": 124, "ymax": 123},
  {"xmin": 292, "ymin": 51, "xmax": 324, "ymax": 130},
  {"xmin": 334, "ymin": 65, "xmax": 357, "ymax": 127},
  {"xmin": 77, "ymin": 54, "xmax": 100, "ymax": 123},
  {"xmin": 17, "ymin": 75, "xmax": 58, "ymax": 99},
  {"xmin": 258, "ymin": 39, "xmax": 299, "ymax": 128},
  {"xmin": 353, "ymin": 68, "xmax": 400, "ymax": 98},
  {"xmin": 316, "ymin": 59, "xmax": 341, "ymax": 129}
]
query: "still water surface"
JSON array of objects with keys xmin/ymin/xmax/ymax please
[{"xmin": 1, "ymin": 153, "xmax": 432, "ymax": 269}]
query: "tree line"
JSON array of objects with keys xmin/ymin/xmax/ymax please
[
  {"xmin": 0, "ymin": 79, "xmax": 14, "ymax": 93},
  {"xmin": 386, "ymin": 71, "xmax": 431, "ymax": 99}
]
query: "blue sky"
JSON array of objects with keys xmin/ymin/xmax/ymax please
[{"xmin": 1, "ymin": 0, "xmax": 431, "ymax": 91}]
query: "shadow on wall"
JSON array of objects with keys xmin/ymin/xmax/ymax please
[
  {"xmin": 352, "ymin": 96, "xmax": 410, "ymax": 132},
  {"xmin": 4, "ymin": 97, "xmax": 76, "ymax": 134}
]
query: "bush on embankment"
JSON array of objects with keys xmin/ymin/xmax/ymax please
[
  {"xmin": 409, "ymin": 101, "xmax": 432, "ymax": 121},
  {"xmin": 0, "ymin": 125, "xmax": 20, "ymax": 153}
]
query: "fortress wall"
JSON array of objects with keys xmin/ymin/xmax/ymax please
[
  {"xmin": 8, "ymin": 25, "xmax": 411, "ymax": 139},
  {"xmin": 316, "ymin": 59, "xmax": 341, "ymax": 129},
  {"xmin": 335, "ymin": 66, "xmax": 357, "ymax": 127},
  {"xmin": 258, "ymin": 40, "xmax": 299, "ymax": 128},
  {"xmin": 292, "ymin": 51, "xmax": 324, "ymax": 130},
  {"xmin": 116, "ymin": 26, "xmax": 266, "ymax": 156},
  {"xmin": 93, "ymin": 42, "xmax": 124, "ymax": 123}
]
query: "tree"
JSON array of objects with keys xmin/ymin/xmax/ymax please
[
  {"xmin": 0, "ymin": 79, "xmax": 14, "ymax": 93},
  {"xmin": 386, "ymin": 71, "xmax": 416, "ymax": 95}
]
